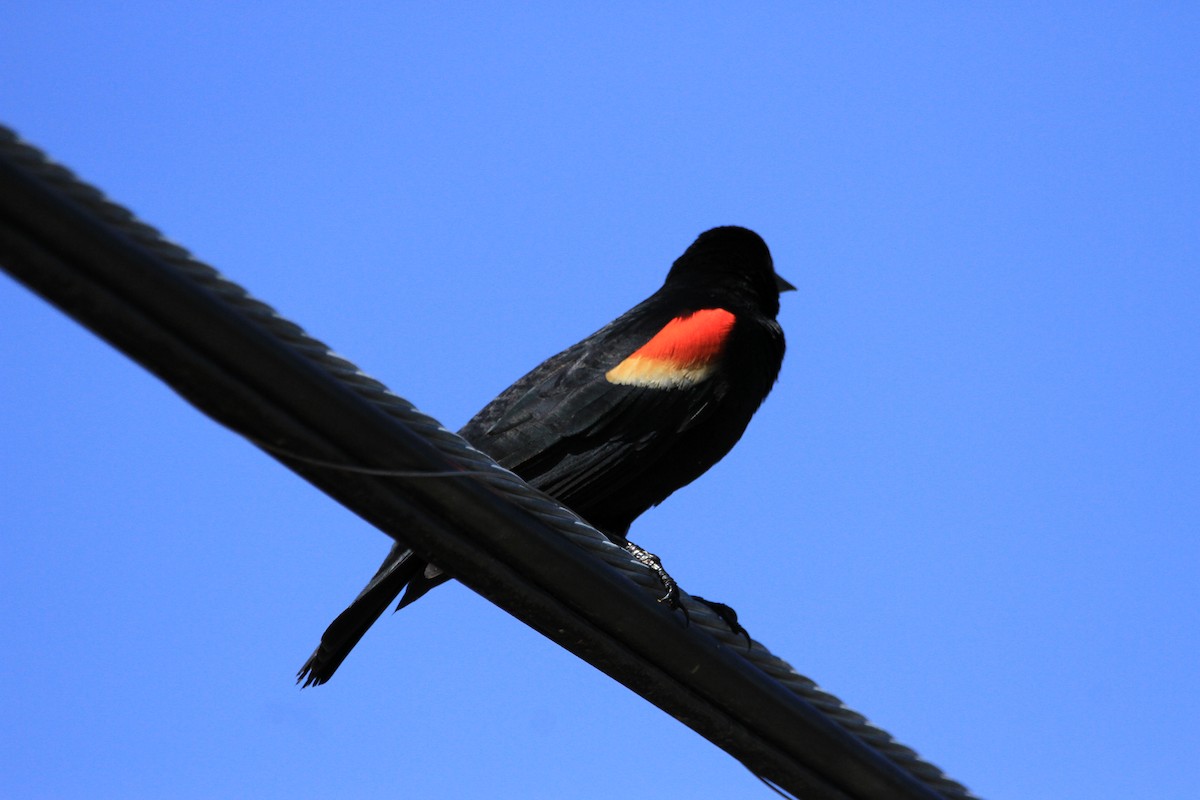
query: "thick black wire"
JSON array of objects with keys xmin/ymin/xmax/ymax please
[{"xmin": 0, "ymin": 123, "xmax": 977, "ymax": 800}]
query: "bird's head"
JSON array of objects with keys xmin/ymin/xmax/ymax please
[{"xmin": 665, "ymin": 226, "xmax": 794, "ymax": 317}]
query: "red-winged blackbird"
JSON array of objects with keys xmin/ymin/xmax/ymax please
[{"xmin": 299, "ymin": 226, "xmax": 792, "ymax": 686}]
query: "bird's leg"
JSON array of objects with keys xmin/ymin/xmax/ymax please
[
  {"xmin": 621, "ymin": 540, "xmax": 687, "ymax": 620},
  {"xmin": 691, "ymin": 595, "xmax": 752, "ymax": 649},
  {"xmin": 614, "ymin": 539, "xmax": 745, "ymax": 643}
]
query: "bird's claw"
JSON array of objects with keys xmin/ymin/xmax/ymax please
[
  {"xmin": 692, "ymin": 595, "xmax": 752, "ymax": 649},
  {"xmin": 622, "ymin": 540, "xmax": 689, "ymax": 622},
  {"xmin": 617, "ymin": 543, "xmax": 749, "ymax": 644}
]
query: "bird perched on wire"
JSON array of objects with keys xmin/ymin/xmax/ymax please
[{"xmin": 299, "ymin": 225, "xmax": 793, "ymax": 686}]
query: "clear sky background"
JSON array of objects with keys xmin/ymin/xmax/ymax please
[{"xmin": 2, "ymin": 5, "xmax": 1197, "ymax": 799}]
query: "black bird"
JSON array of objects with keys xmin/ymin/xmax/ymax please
[{"xmin": 299, "ymin": 225, "xmax": 792, "ymax": 686}]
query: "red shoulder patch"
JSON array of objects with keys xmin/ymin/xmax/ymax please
[{"xmin": 606, "ymin": 308, "xmax": 736, "ymax": 388}]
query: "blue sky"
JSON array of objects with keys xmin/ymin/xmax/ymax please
[{"xmin": 2, "ymin": 5, "xmax": 1197, "ymax": 799}]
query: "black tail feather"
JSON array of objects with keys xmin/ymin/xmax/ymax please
[{"xmin": 298, "ymin": 544, "xmax": 424, "ymax": 687}]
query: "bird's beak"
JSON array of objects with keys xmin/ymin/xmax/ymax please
[{"xmin": 775, "ymin": 274, "xmax": 797, "ymax": 293}]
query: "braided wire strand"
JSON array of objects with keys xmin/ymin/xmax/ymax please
[{"xmin": 0, "ymin": 125, "xmax": 977, "ymax": 800}]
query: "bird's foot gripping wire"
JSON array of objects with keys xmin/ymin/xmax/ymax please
[
  {"xmin": 618, "ymin": 543, "xmax": 750, "ymax": 646},
  {"xmin": 692, "ymin": 596, "xmax": 752, "ymax": 649},
  {"xmin": 621, "ymin": 541, "xmax": 686, "ymax": 620}
]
